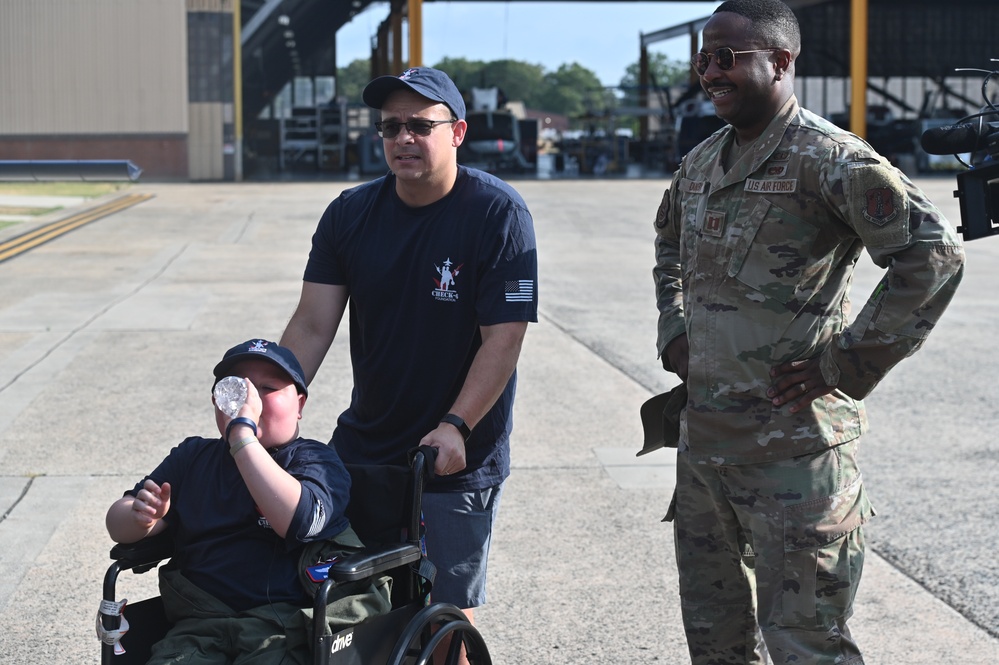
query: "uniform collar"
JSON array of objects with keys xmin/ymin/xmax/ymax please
[{"xmin": 713, "ymin": 95, "xmax": 800, "ymax": 191}]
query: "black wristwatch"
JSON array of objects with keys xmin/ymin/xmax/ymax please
[{"xmin": 440, "ymin": 413, "xmax": 471, "ymax": 442}]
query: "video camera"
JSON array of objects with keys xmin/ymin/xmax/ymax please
[{"xmin": 919, "ymin": 59, "xmax": 999, "ymax": 241}]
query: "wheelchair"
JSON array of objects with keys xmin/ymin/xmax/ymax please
[{"xmin": 98, "ymin": 446, "xmax": 492, "ymax": 665}]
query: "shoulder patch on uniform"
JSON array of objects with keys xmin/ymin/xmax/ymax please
[
  {"xmin": 655, "ymin": 189, "xmax": 670, "ymax": 229},
  {"xmin": 862, "ymin": 187, "xmax": 899, "ymax": 227},
  {"xmin": 846, "ymin": 162, "xmax": 910, "ymax": 248}
]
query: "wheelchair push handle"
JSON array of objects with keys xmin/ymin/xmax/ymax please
[{"xmin": 411, "ymin": 445, "xmax": 439, "ymax": 483}]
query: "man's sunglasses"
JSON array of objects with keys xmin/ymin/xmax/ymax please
[
  {"xmin": 374, "ymin": 118, "xmax": 455, "ymax": 139},
  {"xmin": 691, "ymin": 47, "xmax": 779, "ymax": 76}
]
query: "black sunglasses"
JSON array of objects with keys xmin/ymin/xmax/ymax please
[
  {"xmin": 691, "ymin": 47, "xmax": 779, "ymax": 76},
  {"xmin": 374, "ymin": 118, "xmax": 455, "ymax": 139}
]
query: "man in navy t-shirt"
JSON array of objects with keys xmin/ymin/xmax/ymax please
[{"xmin": 280, "ymin": 67, "xmax": 538, "ymax": 637}]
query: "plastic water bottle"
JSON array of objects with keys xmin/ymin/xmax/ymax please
[{"xmin": 213, "ymin": 376, "xmax": 247, "ymax": 418}]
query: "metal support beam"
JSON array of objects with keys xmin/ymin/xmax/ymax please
[
  {"xmin": 233, "ymin": 0, "xmax": 243, "ymax": 181},
  {"xmin": 850, "ymin": 0, "xmax": 868, "ymax": 138},
  {"xmin": 639, "ymin": 45, "xmax": 649, "ymax": 142},
  {"xmin": 688, "ymin": 23, "xmax": 699, "ymax": 86},
  {"xmin": 408, "ymin": 0, "xmax": 423, "ymax": 67},
  {"xmin": 640, "ymin": 17, "xmax": 710, "ymax": 48},
  {"xmin": 392, "ymin": 11, "xmax": 403, "ymax": 72},
  {"xmin": 0, "ymin": 160, "xmax": 143, "ymax": 182},
  {"xmin": 375, "ymin": 18, "xmax": 391, "ymax": 77},
  {"xmin": 639, "ymin": 18, "xmax": 705, "ymax": 88},
  {"xmin": 241, "ymin": 0, "xmax": 283, "ymax": 45}
]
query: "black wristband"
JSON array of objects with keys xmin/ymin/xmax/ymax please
[
  {"xmin": 226, "ymin": 417, "xmax": 257, "ymax": 442},
  {"xmin": 440, "ymin": 413, "xmax": 471, "ymax": 442}
]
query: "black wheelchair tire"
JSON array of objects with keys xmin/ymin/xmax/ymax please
[{"xmin": 385, "ymin": 603, "xmax": 492, "ymax": 665}]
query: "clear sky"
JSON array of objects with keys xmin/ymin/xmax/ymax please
[{"xmin": 337, "ymin": 1, "xmax": 723, "ymax": 86}]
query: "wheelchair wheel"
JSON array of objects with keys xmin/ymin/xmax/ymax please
[{"xmin": 385, "ymin": 603, "xmax": 491, "ymax": 665}]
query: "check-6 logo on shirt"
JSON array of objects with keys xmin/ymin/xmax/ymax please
[{"xmin": 432, "ymin": 257, "xmax": 462, "ymax": 302}]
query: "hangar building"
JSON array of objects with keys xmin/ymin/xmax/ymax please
[{"xmin": 0, "ymin": 0, "xmax": 995, "ymax": 180}]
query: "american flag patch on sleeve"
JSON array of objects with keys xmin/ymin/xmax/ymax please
[
  {"xmin": 306, "ymin": 500, "xmax": 327, "ymax": 537},
  {"xmin": 505, "ymin": 280, "xmax": 534, "ymax": 302}
]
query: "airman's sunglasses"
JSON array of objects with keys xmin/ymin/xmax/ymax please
[
  {"xmin": 691, "ymin": 47, "xmax": 779, "ymax": 76},
  {"xmin": 374, "ymin": 118, "xmax": 456, "ymax": 139}
]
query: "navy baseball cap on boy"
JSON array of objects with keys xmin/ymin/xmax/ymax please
[
  {"xmin": 213, "ymin": 339, "xmax": 308, "ymax": 396},
  {"xmin": 362, "ymin": 67, "xmax": 466, "ymax": 120}
]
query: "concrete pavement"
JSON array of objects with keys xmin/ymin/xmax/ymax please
[
  {"xmin": 0, "ymin": 195, "xmax": 88, "ymax": 223},
  {"xmin": 0, "ymin": 177, "xmax": 996, "ymax": 663}
]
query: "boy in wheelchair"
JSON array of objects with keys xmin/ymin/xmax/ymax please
[{"xmin": 103, "ymin": 339, "xmax": 391, "ymax": 664}]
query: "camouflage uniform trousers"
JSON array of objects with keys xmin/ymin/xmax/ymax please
[{"xmin": 671, "ymin": 439, "xmax": 874, "ymax": 665}]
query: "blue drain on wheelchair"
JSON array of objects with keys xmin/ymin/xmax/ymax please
[
  {"xmin": 306, "ymin": 556, "xmax": 341, "ymax": 584},
  {"xmin": 306, "ymin": 510, "xmax": 426, "ymax": 585}
]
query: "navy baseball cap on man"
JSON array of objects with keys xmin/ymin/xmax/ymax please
[
  {"xmin": 362, "ymin": 67, "xmax": 466, "ymax": 120},
  {"xmin": 213, "ymin": 339, "xmax": 308, "ymax": 396}
]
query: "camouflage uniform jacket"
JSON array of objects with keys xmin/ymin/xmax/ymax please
[{"xmin": 654, "ymin": 96, "xmax": 965, "ymax": 465}]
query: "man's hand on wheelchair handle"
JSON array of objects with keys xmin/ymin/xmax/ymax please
[{"xmin": 420, "ymin": 423, "xmax": 467, "ymax": 477}]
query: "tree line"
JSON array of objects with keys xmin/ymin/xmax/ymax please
[{"xmin": 336, "ymin": 54, "xmax": 690, "ymax": 125}]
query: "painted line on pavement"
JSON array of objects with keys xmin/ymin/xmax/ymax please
[{"xmin": 0, "ymin": 193, "xmax": 154, "ymax": 264}]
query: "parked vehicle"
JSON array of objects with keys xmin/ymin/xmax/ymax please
[{"xmin": 458, "ymin": 109, "xmax": 531, "ymax": 173}]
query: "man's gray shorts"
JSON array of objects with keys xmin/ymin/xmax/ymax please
[{"xmin": 421, "ymin": 483, "xmax": 504, "ymax": 609}]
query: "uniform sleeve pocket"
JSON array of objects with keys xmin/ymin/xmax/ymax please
[{"xmin": 728, "ymin": 198, "xmax": 818, "ymax": 304}]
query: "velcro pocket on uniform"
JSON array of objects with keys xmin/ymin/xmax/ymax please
[
  {"xmin": 728, "ymin": 198, "xmax": 818, "ymax": 304},
  {"xmin": 784, "ymin": 476, "xmax": 874, "ymax": 552},
  {"xmin": 781, "ymin": 477, "xmax": 875, "ymax": 626}
]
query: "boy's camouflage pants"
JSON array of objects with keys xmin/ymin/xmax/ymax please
[{"xmin": 670, "ymin": 440, "xmax": 875, "ymax": 665}]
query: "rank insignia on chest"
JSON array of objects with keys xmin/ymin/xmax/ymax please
[
  {"xmin": 862, "ymin": 187, "xmax": 899, "ymax": 226},
  {"xmin": 701, "ymin": 210, "xmax": 726, "ymax": 237}
]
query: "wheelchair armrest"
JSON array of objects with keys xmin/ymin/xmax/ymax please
[
  {"xmin": 109, "ymin": 530, "xmax": 175, "ymax": 572},
  {"xmin": 328, "ymin": 542, "xmax": 422, "ymax": 583}
]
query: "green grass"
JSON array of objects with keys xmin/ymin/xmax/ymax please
[
  {"xmin": 0, "ymin": 181, "xmax": 130, "ymax": 198},
  {"xmin": 0, "ymin": 205, "xmax": 61, "ymax": 216},
  {"xmin": 0, "ymin": 182, "xmax": 129, "ymax": 227}
]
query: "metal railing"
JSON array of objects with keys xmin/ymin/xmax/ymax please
[{"xmin": 0, "ymin": 160, "xmax": 142, "ymax": 182}]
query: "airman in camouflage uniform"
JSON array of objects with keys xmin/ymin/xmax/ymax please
[{"xmin": 653, "ymin": 1, "xmax": 965, "ymax": 664}]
